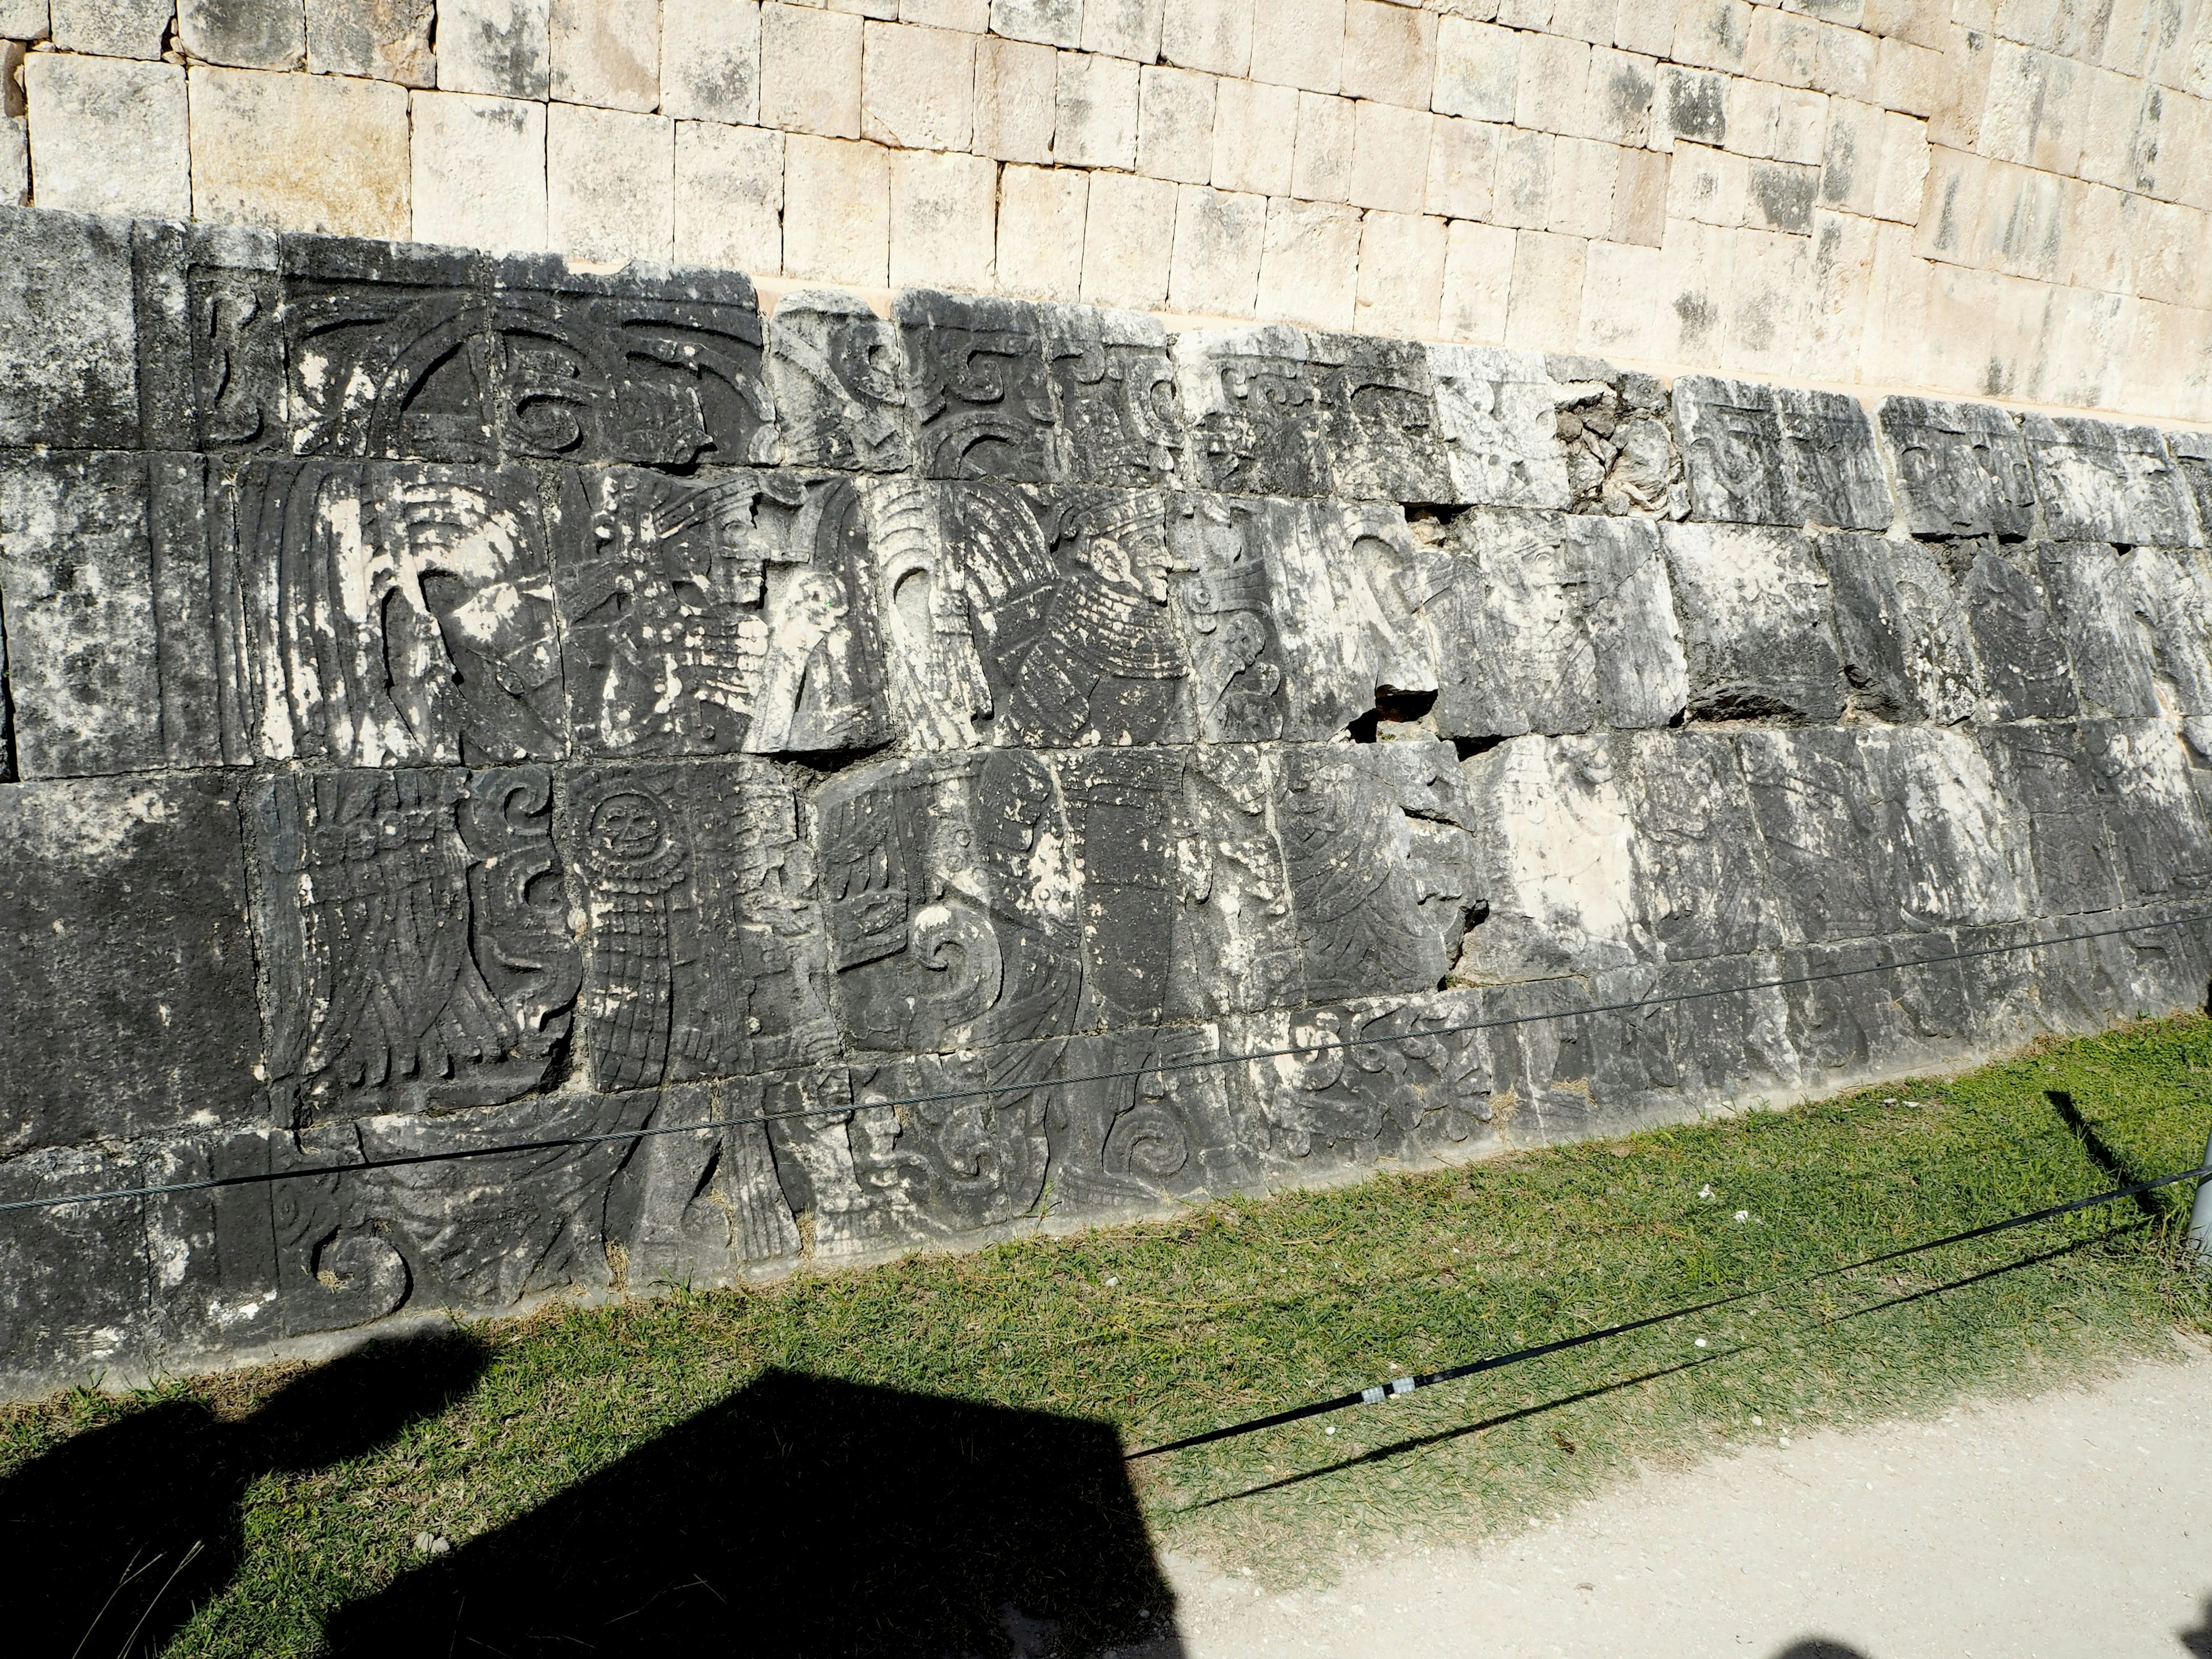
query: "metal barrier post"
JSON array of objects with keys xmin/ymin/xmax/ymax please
[{"xmin": 2192, "ymin": 1128, "xmax": 2212, "ymax": 1271}]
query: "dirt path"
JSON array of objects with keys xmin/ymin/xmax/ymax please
[{"xmin": 1137, "ymin": 1337, "xmax": 2212, "ymax": 1659}]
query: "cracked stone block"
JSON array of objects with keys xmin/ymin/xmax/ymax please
[
  {"xmin": 1673, "ymin": 377, "xmax": 1891, "ymax": 531},
  {"xmin": 767, "ymin": 289, "xmax": 915, "ymax": 473},
  {"xmin": 0, "ymin": 206, "xmax": 138, "ymax": 450},
  {"xmin": 1427, "ymin": 343, "xmax": 1574, "ymax": 511},
  {"xmin": 1877, "ymin": 396, "xmax": 2037, "ymax": 540},
  {"xmin": 2019, "ymin": 416, "xmax": 2199, "ymax": 548},
  {"xmin": 1979, "ymin": 722, "xmax": 2123, "ymax": 916},
  {"xmin": 1948, "ymin": 540, "xmax": 2078, "ymax": 722},
  {"xmin": 899, "ymin": 289, "xmax": 1058, "ymax": 483},
  {"xmin": 1819, "ymin": 531, "xmax": 1980, "ymax": 725},
  {"xmin": 0, "ymin": 775, "xmax": 261, "ymax": 1157},
  {"xmin": 2035, "ymin": 541, "xmax": 2163, "ymax": 721},
  {"xmin": 559, "ymin": 759, "xmax": 834, "ymax": 1092},
  {"xmin": 1624, "ymin": 729, "xmax": 1781, "ymax": 962},
  {"xmin": 1660, "ymin": 521, "xmax": 1846, "ymax": 722},
  {"xmin": 1459, "ymin": 733, "xmax": 1643, "ymax": 978},
  {"xmin": 1736, "ymin": 727, "xmax": 1887, "ymax": 945},
  {"xmin": 1040, "ymin": 304, "xmax": 1184, "ymax": 489},
  {"xmin": 552, "ymin": 467, "xmax": 889, "ymax": 759},
  {"xmin": 1307, "ymin": 331, "xmax": 1452, "ymax": 504},
  {"xmin": 2081, "ymin": 719, "xmax": 2212, "ymax": 904},
  {"xmin": 1858, "ymin": 725, "xmax": 2029, "ymax": 933},
  {"xmin": 608, "ymin": 1081, "xmax": 799, "ymax": 1286}
]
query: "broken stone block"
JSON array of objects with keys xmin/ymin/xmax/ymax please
[
  {"xmin": 898, "ymin": 289, "xmax": 1059, "ymax": 483},
  {"xmin": 559, "ymin": 759, "xmax": 835, "ymax": 1092},
  {"xmin": 1818, "ymin": 531, "xmax": 1980, "ymax": 724},
  {"xmin": 1946, "ymin": 540, "xmax": 2078, "ymax": 722},
  {"xmin": 2081, "ymin": 718, "xmax": 2212, "ymax": 904},
  {"xmin": 767, "ymin": 289, "xmax": 915, "ymax": 473},
  {"xmin": 2035, "ymin": 541, "xmax": 2163, "ymax": 721},
  {"xmin": 1040, "ymin": 303, "xmax": 1184, "ymax": 488},
  {"xmin": 1427, "ymin": 343, "xmax": 1575, "ymax": 511},
  {"xmin": 2018, "ymin": 415, "xmax": 2200, "ymax": 548},
  {"xmin": 1660, "ymin": 521, "xmax": 1846, "ymax": 722},
  {"xmin": 1736, "ymin": 727, "xmax": 1887, "ymax": 945},
  {"xmin": 1548, "ymin": 358, "xmax": 1683, "ymax": 517},
  {"xmin": 0, "ymin": 775, "xmax": 262, "ymax": 1156},
  {"xmin": 0, "ymin": 206, "xmax": 138, "ymax": 450},
  {"xmin": 1877, "ymin": 396, "xmax": 2037, "ymax": 540},
  {"xmin": 1857, "ymin": 725, "xmax": 2029, "ymax": 933},
  {"xmin": 1978, "ymin": 722, "xmax": 2123, "ymax": 916},
  {"xmin": 1624, "ymin": 729, "xmax": 1781, "ymax": 962},
  {"xmin": 552, "ymin": 467, "xmax": 889, "ymax": 759}
]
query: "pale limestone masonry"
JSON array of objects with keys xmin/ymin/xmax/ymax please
[{"xmin": 5, "ymin": 0, "xmax": 2212, "ymax": 419}]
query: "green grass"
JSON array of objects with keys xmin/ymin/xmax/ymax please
[{"xmin": 10, "ymin": 1014, "xmax": 2212, "ymax": 1654}]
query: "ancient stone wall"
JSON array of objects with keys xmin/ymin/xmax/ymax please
[
  {"xmin": 3, "ymin": 2, "xmax": 2212, "ymax": 421},
  {"xmin": 5, "ymin": 202, "xmax": 2212, "ymax": 1393}
]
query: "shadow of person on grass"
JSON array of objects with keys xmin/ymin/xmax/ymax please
[
  {"xmin": 3, "ymin": 1327, "xmax": 489, "ymax": 1659},
  {"xmin": 324, "ymin": 1367, "xmax": 1181, "ymax": 1658}
]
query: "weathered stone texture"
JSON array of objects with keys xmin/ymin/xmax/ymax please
[{"xmin": 5, "ymin": 212, "xmax": 2212, "ymax": 1393}]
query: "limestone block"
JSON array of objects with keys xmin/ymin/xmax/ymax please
[
  {"xmin": 1427, "ymin": 343, "xmax": 1570, "ymax": 508},
  {"xmin": 1514, "ymin": 28, "xmax": 1590, "ymax": 136},
  {"xmin": 50, "ymin": 0, "xmax": 174, "ymax": 58},
  {"xmin": 1818, "ymin": 531, "xmax": 1980, "ymax": 724},
  {"xmin": 1342, "ymin": 0, "xmax": 1435, "ymax": 108},
  {"xmin": 1586, "ymin": 46, "xmax": 1656, "ymax": 147},
  {"xmin": 1547, "ymin": 136, "xmax": 1619, "ymax": 238},
  {"xmin": 767, "ymin": 289, "xmax": 912, "ymax": 471},
  {"xmin": 1979, "ymin": 722, "xmax": 2124, "ymax": 916},
  {"xmin": 675, "ymin": 120, "xmax": 782, "ymax": 272},
  {"xmin": 1666, "ymin": 139, "xmax": 1743, "ymax": 228},
  {"xmin": 1211, "ymin": 73, "xmax": 1296, "ymax": 195},
  {"xmin": 1168, "ymin": 181, "xmax": 1263, "ymax": 315},
  {"xmin": 1504, "ymin": 227, "xmax": 1583, "ymax": 349},
  {"xmin": 762, "ymin": 2, "xmax": 863, "ymax": 137},
  {"xmin": 1426, "ymin": 114, "xmax": 1497, "ymax": 219},
  {"xmin": 888, "ymin": 148, "xmax": 994, "ymax": 289},
  {"xmin": 1037, "ymin": 303, "xmax": 1181, "ymax": 486},
  {"xmin": 1081, "ymin": 0, "xmax": 1159, "ymax": 60},
  {"xmin": 2018, "ymin": 416, "xmax": 2200, "ymax": 547},
  {"xmin": 973, "ymin": 34, "xmax": 1056, "ymax": 161},
  {"xmin": 989, "ymin": 0, "xmax": 1078, "ymax": 48},
  {"xmin": 188, "ymin": 65, "xmax": 407, "ymax": 237},
  {"xmin": 1734, "ymin": 727, "xmax": 1884, "ymax": 942},
  {"xmin": 22, "ymin": 51, "xmax": 189, "ymax": 221},
  {"xmin": 1440, "ymin": 217, "xmax": 1512, "ymax": 342},
  {"xmin": 1656, "ymin": 64, "xmax": 1728, "ymax": 149},
  {"xmin": 437, "ymin": 0, "xmax": 551, "ymax": 99},
  {"xmin": 1291, "ymin": 91, "xmax": 1354, "ymax": 203},
  {"xmin": 1672, "ymin": 376, "xmax": 1892, "ymax": 531},
  {"xmin": 1434, "ymin": 15, "xmax": 1518, "ymax": 121},
  {"xmin": 1858, "ymin": 725, "xmax": 2029, "ymax": 931},
  {"xmin": 1611, "ymin": 146, "xmax": 1666, "ymax": 246},
  {"xmin": 305, "ymin": 0, "xmax": 434, "ymax": 84},
  {"xmin": 1249, "ymin": 0, "xmax": 1342, "ymax": 93},
  {"xmin": 1875, "ymin": 33, "xmax": 1944, "ymax": 118},
  {"xmin": 1080, "ymin": 168, "xmax": 1174, "ymax": 306},
  {"xmin": 412, "ymin": 91, "xmax": 546, "ymax": 255},
  {"xmin": 1493, "ymin": 124, "xmax": 1551, "ymax": 227},
  {"xmin": 1877, "ymin": 396, "xmax": 2039, "ymax": 540},
  {"xmin": 661, "ymin": 0, "xmax": 762, "ymax": 123},
  {"xmin": 1354, "ymin": 209, "xmax": 1446, "ymax": 338},
  {"xmin": 902, "ymin": 0, "xmax": 987, "ymax": 26},
  {"xmin": 0, "ymin": 115, "xmax": 22, "ymax": 207},
  {"xmin": 0, "ymin": 0, "xmax": 43, "ymax": 36},
  {"xmin": 1136, "ymin": 63, "xmax": 1214, "ymax": 183},
  {"xmin": 2035, "ymin": 541, "xmax": 2162, "ymax": 720},
  {"xmin": 1459, "ymin": 733, "xmax": 1643, "ymax": 975},
  {"xmin": 1625, "ymin": 728, "xmax": 1781, "ymax": 961},
  {"xmin": 179, "ymin": 0, "xmax": 305, "ymax": 69},
  {"xmin": 1350, "ymin": 98, "xmax": 1430, "ymax": 213},
  {"xmin": 1163, "ymin": 0, "xmax": 1248, "ymax": 76},
  {"xmin": 1930, "ymin": 544, "xmax": 2044, "ymax": 721},
  {"xmin": 2081, "ymin": 719, "xmax": 2212, "ymax": 904},
  {"xmin": 1660, "ymin": 520, "xmax": 1846, "ymax": 721},
  {"xmin": 783, "ymin": 134, "xmax": 891, "ymax": 285},
  {"xmin": 1056, "ymin": 45, "xmax": 1139, "ymax": 167},
  {"xmin": 1979, "ymin": 38, "xmax": 2086, "ymax": 174},
  {"xmin": 547, "ymin": 105, "xmax": 673, "ymax": 264},
  {"xmin": 2171, "ymin": 431, "xmax": 2212, "ymax": 547},
  {"xmin": 1254, "ymin": 196, "xmax": 1360, "ymax": 331},
  {"xmin": 1672, "ymin": 0, "xmax": 1752, "ymax": 73},
  {"xmin": 996, "ymin": 161, "xmax": 1085, "ymax": 299},
  {"xmin": 862, "ymin": 20, "xmax": 975, "ymax": 149},
  {"xmin": 2131, "ymin": 546, "xmax": 2212, "ymax": 715},
  {"xmin": 0, "ymin": 777, "xmax": 260, "ymax": 1151},
  {"xmin": 895, "ymin": 291, "xmax": 1053, "ymax": 479}
]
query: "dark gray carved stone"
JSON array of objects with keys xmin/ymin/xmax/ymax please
[
  {"xmin": 1781, "ymin": 935, "xmax": 1978, "ymax": 1090},
  {"xmin": 1427, "ymin": 344, "xmax": 1574, "ymax": 510},
  {"xmin": 899, "ymin": 289, "xmax": 1057, "ymax": 483},
  {"xmin": 1168, "ymin": 494, "xmax": 1292, "ymax": 743},
  {"xmin": 612, "ymin": 1082, "xmax": 800, "ymax": 1284},
  {"xmin": 2018, "ymin": 415, "xmax": 2199, "ymax": 547},
  {"xmin": 1776, "ymin": 387, "xmax": 1893, "ymax": 532},
  {"xmin": 1307, "ymin": 331, "xmax": 1451, "ymax": 503},
  {"xmin": 2169, "ymin": 431, "xmax": 2212, "ymax": 544},
  {"xmin": 1041, "ymin": 304, "xmax": 1184, "ymax": 488},
  {"xmin": 1978, "ymin": 722, "xmax": 2123, "ymax": 916},
  {"xmin": 0, "ymin": 1143, "xmax": 154, "ymax": 1378},
  {"xmin": 1878, "ymin": 397, "xmax": 2037, "ymax": 540},
  {"xmin": 562, "ymin": 760, "xmax": 834, "ymax": 1094},
  {"xmin": 852, "ymin": 476, "xmax": 994, "ymax": 751},
  {"xmin": 766, "ymin": 290, "xmax": 914, "ymax": 473},
  {"xmin": 249, "ymin": 766, "xmax": 579, "ymax": 1127},
  {"xmin": 1736, "ymin": 727, "xmax": 1885, "ymax": 945},
  {"xmin": 553, "ymin": 467, "xmax": 888, "ymax": 758},
  {"xmin": 0, "ymin": 775, "xmax": 260, "ymax": 1155},
  {"xmin": 1624, "ymin": 729, "xmax": 1779, "ymax": 961},
  {"xmin": 1857, "ymin": 726, "xmax": 2028, "ymax": 933},
  {"xmin": 1946, "ymin": 540, "xmax": 2078, "ymax": 721},
  {"xmin": 0, "ymin": 206, "xmax": 139, "ymax": 449},
  {"xmin": 2036, "ymin": 541, "xmax": 2162, "ymax": 719},
  {"xmin": 2132, "ymin": 546, "xmax": 2212, "ymax": 714},
  {"xmin": 1164, "ymin": 744, "xmax": 1305, "ymax": 1018},
  {"xmin": 1819, "ymin": 531, "xmax": 1980, "ymax": 724},
  {"xmin": 1673, "ymin": 378, "xmax": 1891, "ymax": 532},
  {"xmin": 1459, "ymin": 733, "xmax": 1643, "ymax": 977},
  {"xmin": 2081, "ymin": 718, "xmax": 2212, "ymax": 904},
  {"xmin": 224, "ymin": 459, "xmax": 567, "ymax": 764},
  {"xmin": 1174, "ymin": 325, "xmax": 1336, "ymax": 498},
  {"xmin": 1548, "ymin": 359, "xmax": 1681, "ymax": 517},
  {"xmin": 132, "ymin": 219, "xmax": 287, "ymax": 453},
  {"xmin": 1660, "ymin": 521, "xmax": 1846, "ymax": 722}
]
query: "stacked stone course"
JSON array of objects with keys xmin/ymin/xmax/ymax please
[
  {"xmin": 2, "ymin": 2, "xmax": 2210, "ymax": 418},
  {"xmin": 4, "ymin": 201, "xmax": 2212, "ymax": 1392}
]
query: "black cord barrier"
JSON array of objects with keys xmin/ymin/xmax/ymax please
[
  {"xmin": 1124, "ymin": 1156, "xmax": 2212, "ymax": 1459},
  {"xmin": 3, "ymin": 908, "xmax": 2209, "ymax": 1219}
]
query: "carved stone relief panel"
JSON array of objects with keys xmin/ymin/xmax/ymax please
[
  {"xmin": 1877, "ymin": 397, "xmax": 2038, "ymax": 540},
  {"xmin": 1431, "ymin": 507, "xmax": 1600, "ymax": 738},
  {"xmin": 560, "ymin": 759, "xmax": 835, "ymax": 1094},
  {"xmin": 767, "ymin": 289, "xmax": 913, "ymax": 473},
  {"xmin": 1819, "ymin": 532, "xmax": 1981, "ymax": 725},
  {"xmin": 132, "ymin": 220, "xmax": 289, "ymax": 454},
  {"xmin": 250, "ymin": 766, "xmax": 580, "ymax": 1127},
  {"xmin": 2081, "ymin": 718, "xmax": 2212, "ymax": 904},
  {"xmin": 2169, "ymin": 430, "xmax": 2212, "ymax": 545},
  {"xmin": 611, "ymin": 1081, "xmax": 801, "ymax": 1286},
  {"xmin": 1624, "ymin": 729, "xmax": 1781, "ymax": 963},
  {"xmin": 1427, "ymin": 344, "xmax": 1575, "ymax": 511},
  {"xmin": 1673, "ymin": 376, "xmax": 1891, "ymax": 532},
  {"xmin": 1306, "ymin": 331, "xmax": 1452, "ymax": 503},
  {"xmin": 1857, "ymin": 726, "xmax": 2030, "ymax": 933},
  {"xmin": 1168, "ymin": 494, "xmax": 1291, "ymax": 743},
  {"xmin": 1945, "ymin": 540, "xmax": 2078, "ymax": 722},
  {"xmin": 898, "ymin": 289, "xmax": 1059, "ymax": 482},
  {"xmin": 1734, "ymin": 727, "xmax": 1887, "ymax": 945},
  {"xmin": 226, "ymin": 459, "xmax": 566, "ymax": 766},
  {"xmin": 1659, "ymin": 521, "xmax": 1846, "ymax": 722},
  {"xmin": 1978, "ymin": 722, "xmax": 2124, "ymax": 916},
  {"xmin": 2018, "ymin": 416, "xmax": 2199, "ymax": 548},
  {"xmin": 1041, "ymin": 305, "xmax": 1184, "ymax": 488},
  {"xmin": 553, "ymin": 467, "xmax": 888, "ymax": 759},
  {"xmin": 2035, "ymin": 541, "xmax": 2164, "ymax": 721},
  {"xmin": 1161, "ymin": 744, "xmax": 1306, "ymax": 1020},
  {"xmin": 1174, "ymin": 326, "xmax": 1335, "ymax": 498}
]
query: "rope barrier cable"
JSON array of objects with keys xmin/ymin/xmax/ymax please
[
  {"xmin": 5, "ymin": 908, "xmax": 2210, "ymax": 1219},
  {"xmin": 1123, "ymin": 1154, "xmax": 2212, "ymax": 1459}
]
